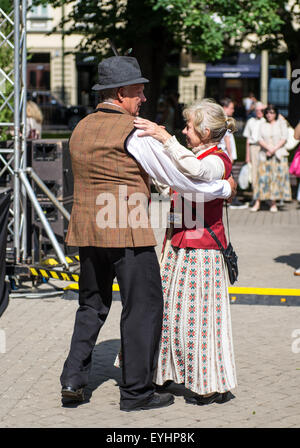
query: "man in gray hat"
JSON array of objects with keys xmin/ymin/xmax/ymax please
[{"xmin": 60, "ymin": 55, "xmax": 236, "ymax": 411}]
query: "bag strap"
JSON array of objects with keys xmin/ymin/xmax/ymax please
[
  {"xmin": 181, "ymin": 189, "xmax": 232, "ymax": 251},
  {"xmin": 204, "ymin": 203, "xmax": 231, "ymax": 251},
  {"xmin": 225, "ymin": 202, "xmax": 231, "ymax": 243},
  {"xmin": 203, "ymin": 218, "xmax": 225, "ymax": 252}
]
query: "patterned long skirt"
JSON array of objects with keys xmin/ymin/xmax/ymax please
[
  {"xmin": 254, "ymin": 155, "xmax": 292, "ymax": 201},
  {"xmin": 154, "ymin": 246, "xmax": 237, "ymax": 395}
]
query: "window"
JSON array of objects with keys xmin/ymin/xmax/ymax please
[
  {"xmin": 28, "ymin": 5, "xmax": 49, "ymax": 18},
  {"xmin": 27, "ymin": 1, "xmax": 52, "ymax": 31}
]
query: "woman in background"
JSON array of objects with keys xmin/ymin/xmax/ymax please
[
  {"xmin": 26, "ymin": 100, "xmax": 43, "ymax": 139},
  {"xmin": 251, "ymin": 104, "xmax": 290, "ymax": 212}
]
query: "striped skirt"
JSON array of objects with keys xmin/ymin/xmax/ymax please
[{"xmin": 154, "ymin": 245, "xmax": 237, "ymax": 395}]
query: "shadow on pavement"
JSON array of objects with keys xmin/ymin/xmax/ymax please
[
  {"xmin": 61, "ymin": 339, "xmax": 237, "ymax": 407},
  {"xmin": 62, "ymin": 339, "xmax": 121, "ymax": 408},
  {"xmin": 274, "ymin": 253, "xmax": 300, "ymax": 269},
  {"xmin": 86, "ymin": 339, "xmax": 122, "ymax": 395}
]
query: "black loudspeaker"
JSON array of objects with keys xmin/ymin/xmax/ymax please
[
  {"xmin": 28, "ymin": 139, "xmax": 75, "ymax": 259},
  {"xmin": 31, "ymin": 139, "xmax": 73, "ymax": 201}
]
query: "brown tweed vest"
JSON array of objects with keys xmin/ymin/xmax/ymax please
[{"xmin": 65, "ymin": 103, "xmax": 156, "ymax": 247}]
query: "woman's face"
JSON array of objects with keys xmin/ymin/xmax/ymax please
[
  {"xmin": 182, "ymin": 118, "xmax": 202, "ymax": 148},
  {"xmin": 265, "ymin": 109, "xmax": 276, "ymax": 123}
]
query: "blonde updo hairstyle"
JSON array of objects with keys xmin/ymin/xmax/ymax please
[
  {"xmin": 183, "ymin": 98, "xmax": 236, "ymax": 144},
  {"xmin": 26, "ymin": 100, "xmax": 43, "ymax": 124}
]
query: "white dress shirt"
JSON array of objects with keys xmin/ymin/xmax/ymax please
[
  {"xmin": 243, "ymin": 117, "xmax": 265, "ymax": 144},
  {"xmin": 163, "ymin": 136, "xmax": 225, "ymax": 181},
  {"xmin": 126, "ymin": 130, "xmax": 231, "ymax": 202}
]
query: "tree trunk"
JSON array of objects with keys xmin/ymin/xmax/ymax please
[
  {"xmin": 134, "ymin": 40, "xmax": 171, "ymax": 121},
  {"xmin": 132, "ymin": 26, "xmax": 174, "ymax": 121},
  {"xmin": 133, "ymin": 44, "xmax": 164, "ymax": 121}
]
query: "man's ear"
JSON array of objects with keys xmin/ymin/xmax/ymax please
[{"xmin": 117, "ymin": 87, "xmax": 125, "ymax": 102}]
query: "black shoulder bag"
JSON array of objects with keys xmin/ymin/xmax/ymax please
[{"xmin": 204, "ymin": 204, "xmax": 238, "ymax": 285}]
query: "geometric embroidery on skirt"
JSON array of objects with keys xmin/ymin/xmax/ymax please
[{"xmin": 154, "ymin": 246, "xmax": 237, "ymax": 395}]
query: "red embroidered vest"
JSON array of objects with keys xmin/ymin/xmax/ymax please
[{"xmin": 170, "ymin": 147, "xmax": 232, "ymax": 250}]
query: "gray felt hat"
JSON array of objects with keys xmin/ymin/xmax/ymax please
[{"xmin": 92, "ymin": 56, "xmax": 149, "ymax": 91}]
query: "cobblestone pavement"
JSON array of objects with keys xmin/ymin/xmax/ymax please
[{"xmin": 0, "ymin": 201, "xmax": 299, "ymax": 429}]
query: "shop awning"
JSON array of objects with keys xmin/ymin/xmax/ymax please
[{"xmin": 205, "ymin": 53, "xmax": 261, "ymax": 79}]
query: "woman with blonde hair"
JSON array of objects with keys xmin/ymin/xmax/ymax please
[
  {"xmin": 26, "ymin": 100, "xmax": 43, "ymax": 139},
  {"xmin": 134, "ymin": 98, "xmax": 237, "ymax": 405}
]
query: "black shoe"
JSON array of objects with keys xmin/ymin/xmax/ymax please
[
  {"xmin": 61, "ymin": 385, "xmax": 84, "ymax": 402},
  {"xmin": 185, "ymin": 391, "xmax": 235, "ymax": 406},
  {"xmin": 120, "ymin": 392, "xmax": 174, "ymax": 412},
  {"xmin": 154, "ymin": 380, "xmax": 174, "ymax": 393},
  {"xmin": 229, "ymin": 198, "xmax": 248, "ymax": 209}
]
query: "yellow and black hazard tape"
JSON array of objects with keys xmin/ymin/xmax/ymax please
[
  {"xmin": 42, "ymin": 255, "xmax": 80, "ymax": 266},
  {"xmin": 29, "ymin": 266, "xmax": 79, "ymax": 283},
  {"xmin": 29, "ymin": 263, "xmax": 119, "ymax": 291},
  {"xmin": 27, "ymin": 262, "xmax": 300, "ymax": 306}
]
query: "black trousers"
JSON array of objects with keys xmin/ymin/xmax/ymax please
[{"xmin": 60, "ymin": 246, "xmax": 163, "ymax": 406}]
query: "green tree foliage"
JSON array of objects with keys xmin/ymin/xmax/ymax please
[
  {"xmin": 154, "ymin": 0, "xmax": 300, "ymax": 123},
  {"xmin": 152, "ymin": 0, "xmax": 284, "ymax": 59},
  {"xmin": 0, "ymin": 0, "xmax": 12, "ymax": 14},
  {"xmin": 35, "ymin": 0, "xmax": 300, "ymax": 122}
]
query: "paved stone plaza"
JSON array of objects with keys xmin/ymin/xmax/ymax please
[{"xmin": 0, "ymin": 201, "xmax": 299, "ymax": 429}]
